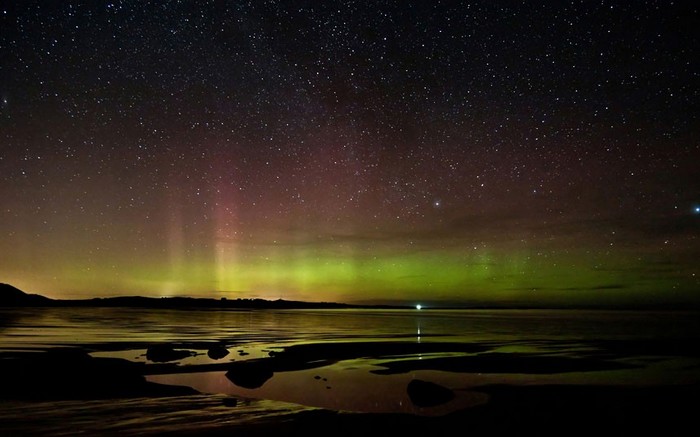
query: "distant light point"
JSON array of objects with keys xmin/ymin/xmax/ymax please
[{"xmin": 415, "ymin": 304, "xmax": 422, "ymax": 310}]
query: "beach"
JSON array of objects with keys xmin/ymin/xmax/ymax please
[{"xmin": 1, "ymin": 307, "xmax": 699, "ymax": 435}]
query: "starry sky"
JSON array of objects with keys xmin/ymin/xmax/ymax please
[{"xmin": 1, "ymin": 1, "xmax": 698, "ymax": 307}]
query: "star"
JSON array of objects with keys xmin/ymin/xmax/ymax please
[{"xmin": 0, "ymin": 1, "xmax": 697, "ymax": 308}]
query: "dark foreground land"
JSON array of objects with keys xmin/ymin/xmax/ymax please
[
  {"xmin": 0, "ymin": 345, "xmax": 698, "ymax": 436},
  {"xmin": 2, "ymin": 283, "xmax": 699, "ymax": 435}
]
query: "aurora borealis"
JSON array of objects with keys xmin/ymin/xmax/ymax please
[{"xmin": 1, "ymin": 1, "xmax": 698, "ymax": 307}]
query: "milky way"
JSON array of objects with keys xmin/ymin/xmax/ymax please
[{"xmin": 1, "ymin": 1, "xmax": 698, "ymax": 307}]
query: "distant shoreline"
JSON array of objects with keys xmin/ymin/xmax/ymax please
[
  {"xmin": 0, "ymin": 283, "xmax": 410, "ymax": 310},
  {"xmin": 1, "ymin": 283, "xmax": 698, "ymax": 311}
]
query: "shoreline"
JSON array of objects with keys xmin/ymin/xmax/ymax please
[
  {"xmin": 3, "ymin": 295, "xmax": 700, "ymax": 435},
  {"xmin": 4, "ymin": 283, "xmax": 700, "ymax": 311},
  {"xmin": 2, "ymin": 378, "xmax": 698, "ymax": 436},
  {"xmin": 2, "ymin": 340, "xmax": 699, "ymax": 435}
]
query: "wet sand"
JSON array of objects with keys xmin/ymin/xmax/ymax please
[
  {"xmin": 1, "ymin": 339, "xmax": 699, "ymax": 436},
  {"xmin": 2, "ymin": 380, "xmax": 697, "ymax": 436}
]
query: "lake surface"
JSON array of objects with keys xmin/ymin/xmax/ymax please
[
  {"xmin": 5, "ymin": 306, "xmax": 699, "ymax": 347},
  {"xmin": 2, "ymin": 307, "xmax": 700, "ymax": 434}
]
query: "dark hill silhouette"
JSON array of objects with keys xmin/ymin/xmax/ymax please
[
  {"xmin": 71, "ymin": 295, "xmax": 366, "ymax": 309},
  {"xmin": 0, "ymin": 283, "xmax": 407, "ymax": 310},
  {"xmin": 0, "ymin": 283, "xmax": 53, "ymax": 306}
]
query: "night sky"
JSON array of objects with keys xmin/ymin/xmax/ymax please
[{"xmin": 1, "ymin": 1, "xmax": 698, "ymax": 307}]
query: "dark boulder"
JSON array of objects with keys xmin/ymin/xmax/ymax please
[
  {"xmin": 407, "ymin": 379, "xmax": 454, "ymax": 407},
  {"xmin": 207, "ymin": 345, "xmax": 230, "ymax": 360},
  {"xmin": 222, "ymin": 397, "xmax": 238, "ymax": 407},
  {"xmin": 225, "ymin": 361, "xmax": 273, "ymax": 389}
]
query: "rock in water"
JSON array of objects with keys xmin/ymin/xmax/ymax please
[
  {"xmin": 207, "ymin": 345, "xmax": 230, "ymax": 360},
  {"xmin": 407, "ymin": 379, "xmax": 454, "ymax": 407},
  {"xmin": 225, "ymin": 361, "xmax": 274, "ymax": 389},
  {"xmin": 222, "ymin": 397, "xmax": 238, "ymax": 407}
]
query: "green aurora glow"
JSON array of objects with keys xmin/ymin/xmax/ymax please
[{"xmin": 1, "ymin": 2, "xmax": 698, "ymax": 307}]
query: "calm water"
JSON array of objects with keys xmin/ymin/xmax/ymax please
[
  {"xmin": 2, "ymin": 307, "xmax": 700, "ymax": 434},
  {"xmin": 4, "ymin": 306, "xmax": 698, "ymax": 347}
]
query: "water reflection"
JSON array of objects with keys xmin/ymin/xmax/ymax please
[
  {"xmin": 2, "ymin": 307, "xmax": 700, "ymax": 417},
  {"xmin": 5, "ymin": 307, "xmax": 700, "ymax": 349},
  {"xmin": 149, "ymin": 366, "xmax": 490, "ymax": 416}
]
